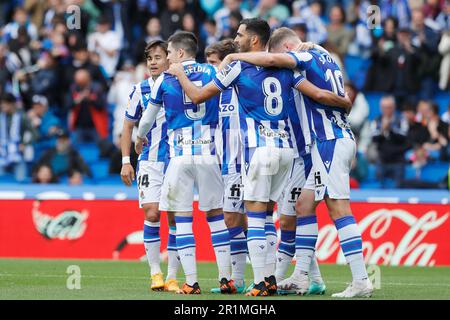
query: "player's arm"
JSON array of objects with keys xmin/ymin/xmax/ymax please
[
  {"xmin": 295, "ymin": 77, "xmax": 353, "ymax": 113},
  {"xmin": 120, "ymin": 119, "xmax": 135, "ymax": 186},
  {"xmin": 135, "ymin": 103, "xmax": 160, "ymax": 154},
  {"xmin": 166, "ymin": 63, "xmax": 220, "ymax": 104},
  {"xmin": 219, "ymin": 52, "xmax": 297, "ymax": 70}
]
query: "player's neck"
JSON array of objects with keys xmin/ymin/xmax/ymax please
[{"xmin": 179, "ymin": 56, "xmax": 196, "ymax": 63}]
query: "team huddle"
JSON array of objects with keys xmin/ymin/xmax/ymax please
[{"xmin": 120, "ymin": 18, "xmax": 373, "ymax": 298}]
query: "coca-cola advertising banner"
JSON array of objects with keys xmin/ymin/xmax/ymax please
[{"xmin": 0, "ymin": 200, "xmax": 449, "ymax": 266}]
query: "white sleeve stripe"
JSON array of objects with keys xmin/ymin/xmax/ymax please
[
  {"xmin": 212, "ymin": 78, "xmax": 226, "ymax": 92},
  {"xmin": 215, "ymin": 61, "xmax": 241, "ymax": 89},
  {"xmin": 294, "ymin": 77, "xmax": 306, "ymax": 88},
  {"xmin": 150, "ymin": 73, "xmax": 165, "ymax": 101}
]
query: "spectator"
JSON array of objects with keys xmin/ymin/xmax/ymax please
[
  {"xmin": 438, "ymin": 28, "xmax": 450, "ymax": 90},
  {"xmin": 252, "ymin": 0, "xmax": 290, "ymax": 24},
  {"xmin": 32, "ymin": 164, "xmax": 58, "ymax": 184},
  {"xmin": 30, "ymin": 52, "xmax": 59, "ymax": 107},
  {"xmin": 411, "ymin": 8, "xmax": 441, "ymax": 100},
  {"xmin": 202, "ymin": 19, "xmax": 219, "ymax": 48},
  {"xmin": 370, "ymin": 96, "xmax": 409, "ymax": 188},
  {"xmin": 326, "ymin": 5, "xmax": 355, "ymax": 58},
  {"xmin": 35, "ymin": 130, "xmax": 92, "ymax": 183},
  {"xmin": 160, "ymin": 0, "xmax": 189, "ymax": 40},
  {"xmin": 108, "ymin": 60, "xmax": 137, "ymax": 146},
  {"xmin": 2, "ymin": 7, "xmax": 38, "ymax": 43},
  {"xmin": 68, "ymin": 69, "xmax": 109, "ymax": 144},
  {"xmin": 423, "ymin": 103, "xmax": 449, "ymax": 160},
  {"xmin": 27, "ymin": 95, "xmax": 62, "ymax": 151},
  {"xmin": 346, "ymin": 82, "xmax": 370, "ymax": 137},
  {"xmin": 24, "ymin": 0, "xmax": 49, "ymax": 30},
  {"xmin": 214, "ymin": 0, "xmax": 252, "ymax": 39},
  {"xmin": 87, "ymin": 15, "xmax": 121, "ymax": 79},
  {"xmin": 380, "ymin": 0, "xmax": 411, "ymax": 28},
  {"xmin": 436, "ymin": 0, "xmax": 450, "ymax": 32},
  {"xmin": 133, "ymin": 17, "xmax": 162, "ymax": 65},
  {"xmin": 422, "ymin": 0, "xmax": 446, "ymax": 21},
  {"xmin": 290, "ymin": 0, "xmax": 328, "ymax": 45},
  {"xmin": 0, "ymin": 92, "xmax": 36, "ymax": 182},
  {"xmin": 442, "ymin": 103, "xmax": 450, "ymax": 123}
]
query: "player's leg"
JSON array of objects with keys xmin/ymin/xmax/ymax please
[
  {"xmin": 164, "ymin": 211, "xmax": 181, "ymax": 292},
  {"xmin": 322, "ymin": 139, "xmax": 372, "ymax": 298},
  {"xmin": 210, "ymin": 173, "xmax": 247, "ymax": 293},
  {"xmin": 275, "ymin": 213, "xmax": 296, "ymax": 283},
  {"xmin": 160, "ymin": 156, "xmax": 200, "ymax": 294},
  {"xmin": 142, "ymin": 203, "xmax": 164, "ymax": 290},
  {"xmin": 137, "ymin": 160, "xmax": 166, "ymax": 291},
  {"xmin": 197, "ymin": 154, "xmax": 234, "ymax": 293},
  {"xmin": 264, "ymin": 201, "xmax": 277, "ymax": 281}
]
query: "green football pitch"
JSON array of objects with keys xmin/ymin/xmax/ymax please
[{"xmin": 1, "ymin": 258, "xmax": 450, "ymax": 300}]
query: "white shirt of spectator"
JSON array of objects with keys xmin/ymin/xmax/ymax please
[{"xmin": 88, "ymin": 30, "xmax": 122, "ymax": 78}]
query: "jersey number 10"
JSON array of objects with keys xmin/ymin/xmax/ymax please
[{"xmin": 325, "ymin": 69, "xmax": 345, "ymax": 96}]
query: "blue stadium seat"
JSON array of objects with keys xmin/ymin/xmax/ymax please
[
  {"xmin": 0, "ymin": 173, "xmax": 16, "ymax": 183},
  {"xmin": 364, "ymin": 92, "xmax": 384, "ymax": 120},
  {"xmin": 366, "ymin": 164, "xmax": 377, "ymax": 182},
  {"xmin": 344, "ymin": 55, "xmax": 371, "ymax": 90},
  {"xmin": 97, "ymin": 175, "xmax": 122, "ymax": 185},
  {"xmin": 78, "ymin": 143, "xmax": 99, "ymax": 164},
  {"xmin": 90, "ymin": 160, "xmax": 110, "ymax": 179},
  {"xmin": 421, "ymin": 162, "xmax": 449, "ymax": 182},
  {"xmin": 359, "ymin": 181, "xmax": 382, "ymax": 189},
  {"xmin": 434, "ymin": 92, "xmax": 450, "ymax": 115}
]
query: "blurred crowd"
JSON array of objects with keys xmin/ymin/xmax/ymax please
[{"xmin": 0, "ymin": 0, "xmax": 449, "ymax": 188}]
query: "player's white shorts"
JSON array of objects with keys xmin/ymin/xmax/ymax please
[
  {"xmin": 136, "ymin": 160, "xmax": 165, "ymax": 208},
  {"xmin": 277, "ymin": 153, "xmax": 313, "ymax": 216},
  {"xmin": 159, "ymin": 155, "xmax": 224, "ymax": 212},
  {"xmin": 223, "ymin": 173, "xmax": 244, "ymax": 214},
  {"xmin": 242, "ymin": 147, "xmax": 294, "ymax": 202},
  {"xmin": 304, "ymin": 138, "xmax": 356, "ymax": 201}
]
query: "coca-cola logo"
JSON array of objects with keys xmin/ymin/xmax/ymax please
[
  {"xmin": 32, "ymin": 201, "xmax": 88, "ymax": 240},
  {"xmin": 316, "ymin": 209, "xmax": 449, "ymax": 266}
]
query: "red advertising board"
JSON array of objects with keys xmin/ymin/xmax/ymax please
[{"xmin": 0, "ymin": 200, "xmax": 449, "ymax": 266}]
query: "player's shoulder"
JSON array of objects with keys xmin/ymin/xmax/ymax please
[{"xmin": 288, "ymin": 50, "xmax": 314, "ymax": 63}]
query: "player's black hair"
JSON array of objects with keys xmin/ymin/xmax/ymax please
[
  {"xmin": 239, "ymin": 18, "xmax": 271, "ymax": 47},
  {"xmin": 144, "ymin": 40, "xmax": 168, "ymax": 60},
  {"xmin": 168, "ymin": 31, "xmax": 198, "ymax": 57}
]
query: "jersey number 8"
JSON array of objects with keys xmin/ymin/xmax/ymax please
[
  {"xmin": 183, "ymin": 81, "xmax": 206, "ymax": 120},
  {"xmin": 262, "ymin": 77, "xmax": 283, "ymax": 116}
]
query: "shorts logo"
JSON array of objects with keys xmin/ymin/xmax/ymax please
[
  {"xmin": 290, "ymin": 187, "xmax": 301, "ymax": 201},
  {"xmin": 229, "ymin": 184, "xmax": 241, "ymax": 198},
  {"xmin": 324, "ymin": 160, "xmax": 331, "ymax": 170},
  {"xmin": 314, "ymin": 171, "xmax": 322, "ymax": 186}
]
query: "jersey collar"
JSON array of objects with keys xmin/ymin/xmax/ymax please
[{"xmin": 181, "ymin": 60, "xmax": 196, "ymax": 66}]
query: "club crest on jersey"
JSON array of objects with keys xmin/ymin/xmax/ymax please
[{"xmin": 216, "ymin": 63, "xmax": 234, "ymax": 81}]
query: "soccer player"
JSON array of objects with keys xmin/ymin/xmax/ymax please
[
  {"xmin": 204, "ymin": 39, "xmax": 248, "ymax": 294},
  {"xmin": 120, "ymin": 40, "xmax": 180, "ymax": 292},
  {"xmin": 135, "ymin": 32, "xmax": 234, "ymax": 295},
  {"xmin": 221, "ymin": 27, "xmax": 373, "ymax": 298},
  {"xmin": 166, "ymin": 19, "xmax": 352, "ymax": 296}
]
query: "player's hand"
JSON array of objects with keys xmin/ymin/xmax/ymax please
[
  {"xmin": 296, "ymin": 42, "xmax": 315, "ymax": 51},
  {"xmin": 120, "ymin": 163, "xmax": 135, "ymax": 186},
  {"xmin": 167, "ymin": 63, "xmax": 184, "ymax": 78},
  {"xmin": 344, "ymin": 92, "xmax": 353, "ymax": 113},
  {"xmin": 218, "ymin": 54, "xmax": 234, "ymax": 71},
  {"xmin": 134, "ymin": 136, "xmax": 148, "ymax": 155}
]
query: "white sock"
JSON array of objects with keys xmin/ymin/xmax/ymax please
[
  {"xmin": 228, "ymin": 226, "xmax": 247, "ymax": 287},
  {"xmin": 143, "ymin": 220, "xmax": 162, "ymax": 276},
  {"xmin": 175, "ymin": 216, "xmax": 197, "ymax": 285},
  {"xmin": 275, "ymin": 229, "xmax": 295, "ymax": 282},
  {"xmin": 247, "ymin": 211, "xmax": 267, "ymax": 284},
  {"xmin": 335, "ymin": 216, "xmax": 368, "ymax": 281},
  {"xmin": 207, "ymin": 214, "xmax": 231, "ymax": 280},
  {"xmin": 309, "ymin": 255, "xmax": 323, "ymax": 284},
  {"xmin": 166, "ymin": 226, "xmax": 180, "ymax": 280},
  {"xmin": 264, "ymin": 212, "xmax": 277, "ymax": 278},
  {"xmin": 293, "ymin": 216, "xmax": 318, "ymax": 279}
]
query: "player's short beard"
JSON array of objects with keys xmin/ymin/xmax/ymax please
[{"xmin": 238, "ymin": 40, "xmax": 251, "ymax": 53}]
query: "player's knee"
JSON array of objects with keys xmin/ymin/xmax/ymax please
[
  {"xmin": 143, "ymin": 205, "xmax": 160, "ymax": 222},
  {"xmin": 295, "ymin": 200, "xmax": 311, "ymax": 217},
  {"xmin": 223, "ymin": 212, "xmax": 239, "ymax": 228},
  {"xmin": 167, "ymin": 212, "xmax": 176, "ymax": 227},
  {"xmin": 279, "ymin": 215, "xmax": 296, "ymax": 231}
]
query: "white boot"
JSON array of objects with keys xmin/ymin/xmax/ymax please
[{"xmin": 332, "ymin": 278, "xmax": 373, "ymax": 298}]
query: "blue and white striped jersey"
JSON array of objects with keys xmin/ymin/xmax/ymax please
[
  {"xmin": 213, "ymin": 61, "xmax": 303, "ymax": 150},
  {"xmin": 288, "ymin": 88, "xmax": 312, "ymax": 158},
  {"xmin": 125, "ymin": 77, "xmax": 168, "ymax": 163},
  {"xmin": 216, "ymin": 87, "xmax": 242, "ymax": 175},
  {"xmin": 149, "ymin": 60, "xmax": 220, "ymax": 158},
  {"xmin": 289, "ymin": 49, "xmax": 354, "ymax": 141}
]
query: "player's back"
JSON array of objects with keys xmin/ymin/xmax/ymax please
[
  {"xmin": 289, "ymin": 49, "xmax": 354, "ymax": 141},
  {"xmin": 216, "ymin": 61, "xmax": 301, "ymax": 150},
  {"xmin": 151, "ymin": 60, "xmax": 220, "ymax": 157}
]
